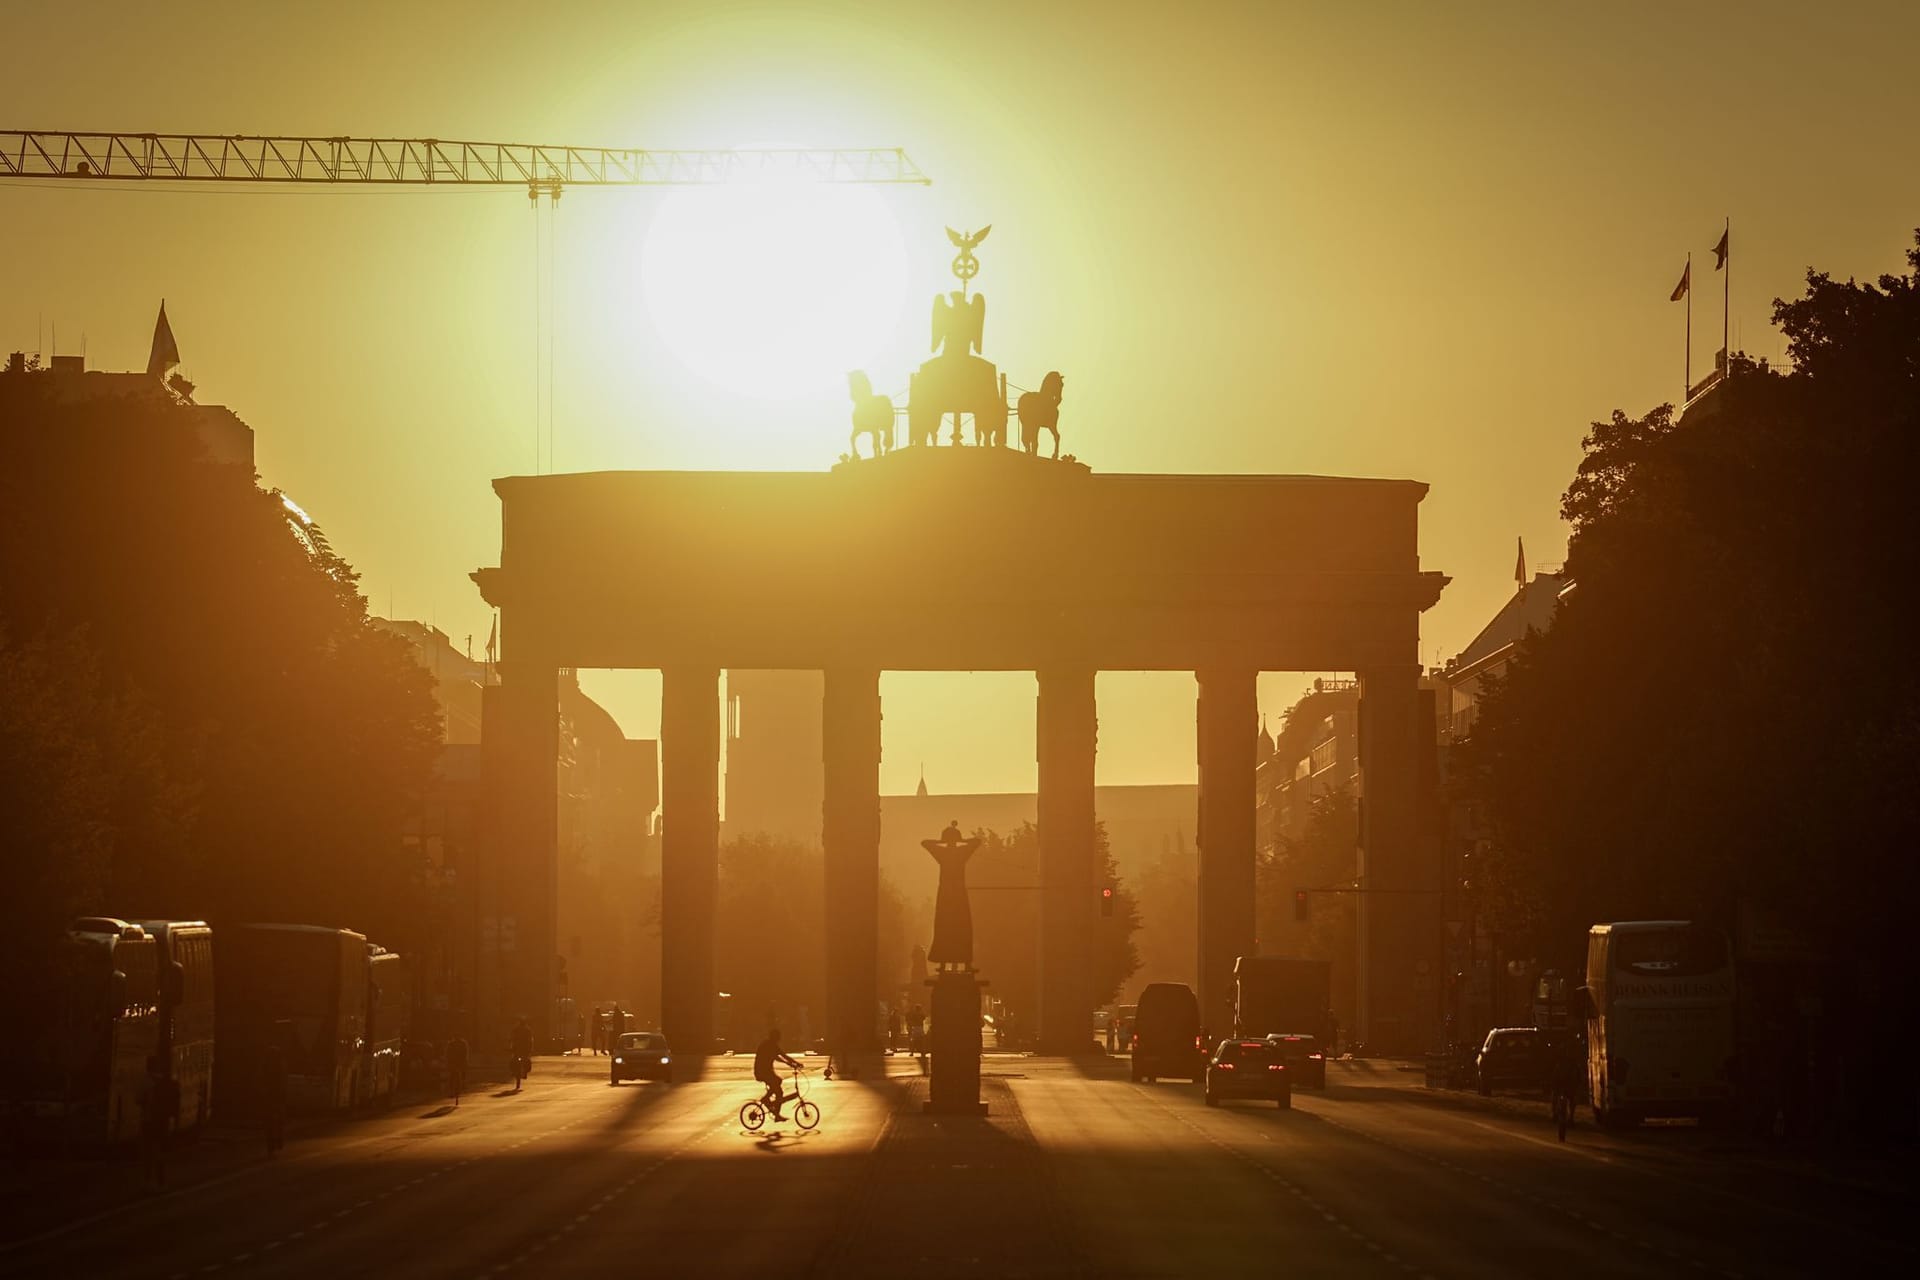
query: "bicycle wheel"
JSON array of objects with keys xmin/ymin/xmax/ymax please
[
  {"xmin": 739, "ymin": 1099, "xmax": 767, "ymax": 1131},
  {"xmin": 794, "ymin": 1100, "xmax": 820, "ymax": 1131}
]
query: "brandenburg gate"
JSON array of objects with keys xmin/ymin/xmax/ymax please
[
  {"xmin": 473, "ymin": 227, "xmax": 1448, "ymax": 1058},
  {"xmin": 473, "ymin": 448, "xmax": 1447, "ymax": 1056}
]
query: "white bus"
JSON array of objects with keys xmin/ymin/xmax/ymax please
[{"xmin": 1583, "ymin": 921, "xmax": 1735, "ymax": 1127}]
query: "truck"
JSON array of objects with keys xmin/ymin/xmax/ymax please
[{"xmin": 1232, "ymin": 956, "xmax": 1333, "ymax": 1045}]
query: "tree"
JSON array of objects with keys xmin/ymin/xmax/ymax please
[
  {"xmin": 1131, "ymin": 829, "xmax": 1197, "ymax": 993},
  {"xmin": 711, "ymin": 833, "xmax": 913, "ymax": 1048},
  {"xmin": 1255, "ymin": 789, "xmax": 1358, "ymax": 1034},
  {"xmin": 0, "ymin": 377, "xmax": 441, "ymax": 968},
  {"xmin": 963, "ymin": 821, "xmax": 1141, "ymax": 1031},
  {"xmin": 1458, "ymin": 230, "xmax": 1920, "ymax": 1132}
]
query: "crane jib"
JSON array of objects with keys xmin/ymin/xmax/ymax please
[{"xmin": 0, "ymin": 131, "xmax": 931, "ymax": 187}]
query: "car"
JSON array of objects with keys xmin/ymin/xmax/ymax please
[
  {"xmin": 1129, "ymin": 983, "xmax": 1206, "ymax": 1083},
  {"xmin": 1263, "ymin": 1033, "xmax": 1328, "ymax": 1088},
  {"xmin": 1474, "ymin": 1027, "xmax": 1544, "ymax": 1096},
  {"xmin": 610, "ymin": 1031, "xmax": 673, "ymax": 1085},
  {"xmin": 1205, "ymin": 1039, "xmax": 1292, "ymax": 1109}
]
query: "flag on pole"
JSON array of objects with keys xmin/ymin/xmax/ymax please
[
  {"xmin": 1712, "ymin": 227, "xmax": 1729, "ymax": 271},
  {"xmin": 147, "ymin": 301, "xmax": 180, "ymax": 378},
  {"xmin": 1515, "ymin": 537, "xmax": 1527, "ymax": 589},
  {"xmin": 1669, "ymin": 263, "xmax": 1690, "ymax": 301}
]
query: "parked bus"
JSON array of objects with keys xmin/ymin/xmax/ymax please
[
  {"xmin": 360, "ymin": 945, "xmax": 409, "ymax": 1109},
  {"xmin": 141, "ymin": 919, "xmax": 216, "ymax": 1132},
  {"xmin": 4, "ymin": 919, "xmax": 160, "ymax": 1146},
  {"xmin": 215, "ymin": 924, "xmax": 368, "ymax": 1117},
  {"xmin": 1583, "ymin": 920, "xmax": 1735, "ymax": 1127}
]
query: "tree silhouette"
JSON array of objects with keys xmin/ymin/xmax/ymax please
[
  {"xmin": 1458, "ymin": 230, "xmax": 1920, "ymax": 1134},
  {"xmin": 0, "ymin": 377, "xmax": 441, "ymax": 974}
]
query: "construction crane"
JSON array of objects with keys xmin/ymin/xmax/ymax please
[
  {"xmin": 4, "ymin": 129, "xmax": 932, "ymax": 474},
  {"xmin": 0, "ymin": 130, "xmax": 931, "ymax": 196}
]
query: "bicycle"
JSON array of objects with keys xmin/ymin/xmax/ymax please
[{"xmin": 739, "ymin": 1066, "xmax": 819, "ymax": 1132}]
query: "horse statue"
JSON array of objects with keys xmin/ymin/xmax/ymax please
[
  {"xmin": 1017, "ymin": 371, "xmax": 1065, "ymax": 457},
  {"xmin": 848, "ymin": 371, "xmax": 894, "ymax": 460}
]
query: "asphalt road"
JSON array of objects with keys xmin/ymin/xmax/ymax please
[{"xmin": 2, "ymin": 1054, "xmax": 1906, "ymax": 1277}]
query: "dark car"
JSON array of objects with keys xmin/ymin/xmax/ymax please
[
  {"xmin": 1205, "ymin": 1038, "xmax": 1292, "ymax": 1109},
  {"xmin": 1129, "ymin": 983, "xmax": 1206, "ymax": 1083},
  {"xmin": 610, "ymin": 1031, "xmax": 673, "ymax": 1085},
  {"xmin": 1475, "ymin": 1027, "xmax": 1544, "ymax": 1096},
  {"xmin": 1263, "ymin": 1033, "xmax": 1327, "ymax": 1089}
]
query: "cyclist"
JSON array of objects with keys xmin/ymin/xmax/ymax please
[
  {"xmin": 1547, "ymin": 1035, "xmax": 1583, "ymax": 1139},
  {"xmin": 445, "ymin": 1035, "xmax": 468, "ymax": 1106},
  {"xmin": 754, "ymin": 1027, "xmax": 803, "ymax": 1120},
  {"xmin": 510, "ymin": 1017, "xmax": 534, "ymax": 1092}
]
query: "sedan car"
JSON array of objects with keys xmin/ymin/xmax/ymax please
[
  {"xmin": 1263, "ymin": 1033, "xmax": 1328, "ymax": 1089},
  {"xmin": 1204, "ymin": 1038, "xmax": 1292, "ymax": 1109},
  {"xmin": 1474, "ymin": 1027, "xmax": 1544, "ymax": 1096},
  {"xmin": 610, "ymin": 1031, "xmax": 673, "ymax": 1085}
]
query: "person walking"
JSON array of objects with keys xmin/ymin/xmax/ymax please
[{"xmin": 445, "ymin": 1035, "xmax": 469, "ymax": 1106}]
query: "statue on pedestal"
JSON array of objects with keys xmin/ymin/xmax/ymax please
[
  {"xmin": 920, "ymin": 821, "xmax": 990, "ymax": 1115},
  {"xmin": 922, "ymin": 820, "xmax": 982, "ymax": 968}
]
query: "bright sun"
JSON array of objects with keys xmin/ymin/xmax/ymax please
[{"xmin": 640, "ymin": 180, "xmax": 909, "ymax": 400}]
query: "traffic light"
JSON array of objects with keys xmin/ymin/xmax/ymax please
[
  {"xmin": 1100, "ymin": 886, "xmax": 1115, "ymax": 918},
  {"xmin": 1293, "ymin": 889, "xmax": 1311, "ymax": 922}
]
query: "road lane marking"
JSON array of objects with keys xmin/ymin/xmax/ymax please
[{"xmin": 1126, "ymin": 1083, "xmax": 1419, "ymax": 1276}]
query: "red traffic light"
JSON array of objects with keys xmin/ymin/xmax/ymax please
[
  {"xmin": 1101, "ymin": 887, "xmax": 1114, "ymax": 899},
  {"xmin": 1293, "ymin": 889, "xmax": 1311, "ymax": 922}
]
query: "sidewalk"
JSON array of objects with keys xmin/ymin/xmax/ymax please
[{"xmin": 0, "ymin": 1062, "xmax": 510, "ymax": 1254}]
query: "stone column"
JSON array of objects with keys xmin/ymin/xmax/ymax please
[
  {"xmin": 660, "ymin": 666, "xmax": 720, "ymax": 1057},
  {"xmin": 1195, "ymin": 667, "xmax": 1257, "ymax": 1038},
  {"xmin": 822, "ymin": 666, "xmax": 882, "ymax": 1055},
  {"xmin": 1037, "ymin": 666, "xmax": 1097, "ymax": 1054},
  {"xmin": 478, "ymin": 659, "xmax": 558, "ymax": 1050},
  {"xmin": 1357, "ymin": 666, "xmax": 1439, "ymax": 1055}
]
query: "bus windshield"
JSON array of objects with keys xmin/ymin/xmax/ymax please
[{"xmin": 1612, "ymin": 926, "xmax": 1727, "ymax": 978}]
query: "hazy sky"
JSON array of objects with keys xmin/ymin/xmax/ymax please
[{"xmin": 6, "ymin": 0, "xmax": 1916, "ymax": 795}]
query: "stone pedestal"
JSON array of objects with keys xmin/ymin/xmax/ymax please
[{"xmin": 923, "ymin": 969, "xmax": 990, "ymax": 1115}]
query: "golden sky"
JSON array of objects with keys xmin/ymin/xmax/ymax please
[{"xmin": 6, "ymin": 0, "xmax": 1917, "ymax": 794}]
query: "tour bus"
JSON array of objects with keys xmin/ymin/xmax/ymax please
[
  {"xmin": 1583, "ymin": 920, "xmax": 1735, "ymax": 1127},
  {"xmin": 216, "ymin": 924, "xmax": 368, "ymax": 1116},
  {"xmin": 360, "ymin": 944, "xmax": 409, "ymax": 1109},
  {"xmin": 141, "ymin": 919, "xmax": 217, "ymax": 1132},
  {"xmin": 4, "ymin": 919, "xmax": 160, "ymax": 1146}
]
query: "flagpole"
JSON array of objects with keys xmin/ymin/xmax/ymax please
[
  {"xmin": 1722, "ymin": 217, "xmax": 1730, "ymax": 368},
  {"xmin": 1684, "ymin": 252, "xmax": 1691, "ymax": 404}
]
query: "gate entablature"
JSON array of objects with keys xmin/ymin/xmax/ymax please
[{"xmin": 471, "ymin": 449, "xmax": 1446, "ymax": 672}]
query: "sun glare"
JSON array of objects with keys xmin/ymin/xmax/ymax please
[{"xmin": 640, "ymin": 179, "xmax": 909, "ymax": 401}]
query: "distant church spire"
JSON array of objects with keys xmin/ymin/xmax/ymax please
[
  {"xmin": 916, "ymin": 764, "xmax": 929, "ymax": 798},
  {"xmin": 148, "ymin": 300, "xmax": 180, "ymax": 379}
]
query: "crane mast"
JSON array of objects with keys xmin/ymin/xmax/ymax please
[{"xmin": 0, "ymin": 131, "xmax": 930, "ymax": 190}]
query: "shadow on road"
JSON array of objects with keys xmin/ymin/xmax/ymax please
[{"xmin": 417, "ymin": 1104, "xmax": 456, "ymax": 1119}]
